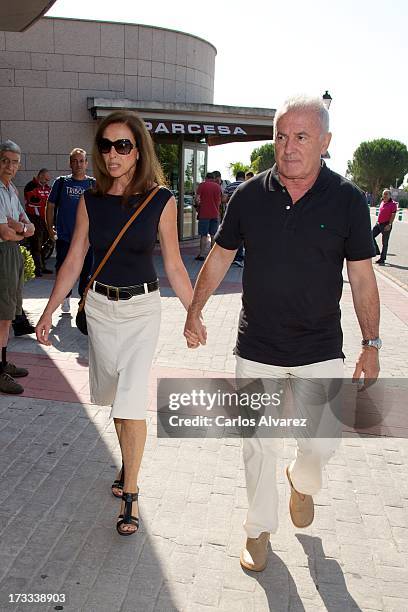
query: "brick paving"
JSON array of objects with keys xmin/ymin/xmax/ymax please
[{"xmin": 0, "ymin": 243, "xmax": 408, "ymax": 611}]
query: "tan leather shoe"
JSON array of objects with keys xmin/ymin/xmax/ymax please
[
  {"xmin": 286, "ymin": 466, "xmax": 314, "ymax": 528},
  {"xmin": 240, "ymin": 531, "xmax": 270, "ymax": 572}
]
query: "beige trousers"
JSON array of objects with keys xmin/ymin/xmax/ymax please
[{"xmin": 236, "ymin": 355, "xmax": 344, "ymax": 538}]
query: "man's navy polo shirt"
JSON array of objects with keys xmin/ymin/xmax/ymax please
[{"xmin": 215, "ymin": 163, "xmax": 376, "ymax": 367}]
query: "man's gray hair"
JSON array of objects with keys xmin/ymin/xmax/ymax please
[
  {"xmin": 274, "ymin": 95, "xmax": 330, "ymax": 134},
  {"xmin": 0, "ymin": 139, "xmax": 21, "ymax": 156}
]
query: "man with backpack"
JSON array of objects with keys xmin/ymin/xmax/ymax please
[{"xmin": 46, "ymin": 148, "xmax": 94, "ymax": 313}]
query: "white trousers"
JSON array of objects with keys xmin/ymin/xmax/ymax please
[
  {"xmin": 236, "ymin": 355, "xmax": 344, "ymax": 538},
  {"xmin": 85, "ymin": 288, "xmax": 161, "ymax": 420}
]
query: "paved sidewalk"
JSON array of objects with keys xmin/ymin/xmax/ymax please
[{"xmin": 1, "ymin": 243, "xmax": 408, "ymax": 612}]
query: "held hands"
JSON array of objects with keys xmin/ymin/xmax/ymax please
[
  {"xmin": 352, "ymin": 347, "xmax": 380, "ymax": 390},
  {"xmin": 36, "ymin": 312, "xmax": 53, "ymax": 346},
  {"xmin": 184, "ymin": 310, "xmax": 207, "ymax": 349}
]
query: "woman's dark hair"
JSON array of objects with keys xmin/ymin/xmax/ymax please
[{"xmin": 92, "ymin": 110, "xmax": 166, "ymax": 206}]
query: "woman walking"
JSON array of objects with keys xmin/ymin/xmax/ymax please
[{"xmin": 36, "ymin": 110, "xmax": 199, "ymax": 535}]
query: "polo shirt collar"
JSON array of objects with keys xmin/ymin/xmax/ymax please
[{"xmin": 267, "ymin": 160, "xmax": 331, "ymax": 193}]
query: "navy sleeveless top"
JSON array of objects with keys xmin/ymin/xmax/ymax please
[{"xmin": 85, "ymin": 187, "xmax": 172, "ymax": 286}]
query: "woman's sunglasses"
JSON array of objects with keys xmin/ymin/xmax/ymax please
[{"xmin": 97, "ymin": 138, "xmax": 137, "ymax": 155}]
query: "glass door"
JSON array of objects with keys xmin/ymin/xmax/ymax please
[
  {"xmin": 183, "ymin": 147, "xmax": 195, "ymax": 240},
  {"xmin": 182, "ymin": 144, "xmax": 207, "ymax": 239}
]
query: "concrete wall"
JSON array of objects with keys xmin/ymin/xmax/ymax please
[{"xmin": 0, "ymin": 17, "xmax": 216, "ymax": 189}]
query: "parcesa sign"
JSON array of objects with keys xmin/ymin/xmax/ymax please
[{"xmin": 144, "ymin": 120, "xmax": 247, "ymax": 136}]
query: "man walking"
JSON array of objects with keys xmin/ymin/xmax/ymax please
[
  {"xmin": 213, "ymin": 170, "xmax": 228, "ymax": 220},
  {"xmin": 46, "ymin": 148, "xmax": 94, "ymax": 312},
  {"xmin": 184, "ymin": 96, "xmax": 380, "ymax": 572},
  {"xmin": 24, "ymin": 168, "xmax": 52, "ymax": 276},
  {"xmin": 0, "ymin": 140, "xmax": 35, "ymax": 394},
  {"xmin": 223, "ymin": 171, "xmax": 246, "ymax": 267},
  {"xmin": 194, "ymin": 172, "xmax": 222, "ymax": 261},
  {"xmin": 372, "ymin": 189, "xmax": 397, "ymax": 265}
]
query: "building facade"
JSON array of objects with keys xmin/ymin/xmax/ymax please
[{"xmin": 0, "ymin": 17, "xmax": 274, "ymax": 238}]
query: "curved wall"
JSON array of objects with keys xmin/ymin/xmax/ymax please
[{"xmin": 0, "ymin": 17, "xmax": 216, "ymax": 188}]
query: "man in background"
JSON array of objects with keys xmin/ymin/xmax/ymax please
[
  {"xmin": 194, "ymin": 172, "xmax": 222, "ymax": 261},
  {"xmin": 46, "ymin": 148, "xmax": 94, "ymax": 313},
  {"xmin": 223, "ymin": 171, "xmax": 246, "ymax": 267},
  {"xmin": 24, "ymin": 168, "xmax": 52, "ymax": 277},
  {"xmin": 213, "ymin": 170, "xmax": 229, "ymax": 219},
  {"xmin": 0, "ymin": 140, "xmax": 35, "ymax": 394},
  {"xmin": 372, "ymin": 188, "xmax": 397, "ymax": 265}
]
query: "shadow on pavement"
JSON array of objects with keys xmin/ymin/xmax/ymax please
[
  {"xmin": 382, "ymin": 263, "xmax": 408, "ymax": 271},
  {"xmin": 250, "ymin": 546, "xmax": 305, "ymax": 610},
  {"xmin": 0, "ymin": 345, "xmax": 182, "ymax": 611},
  {"xmin": 296, "ymin": 534, "xmax": 361, "ymax": 611}
]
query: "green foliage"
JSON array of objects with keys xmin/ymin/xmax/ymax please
[
  {"xmin": 397, "ymin": 197, "xmax": 408, "ymax": 209},
  {"xmin": 229, "ymin": 142, "xmax": 275, "ymax": 177},
  {"xmin": 347, "ymin": 139, "xmax": 408, "ymax": 203},
  {"xmin": 155, "ymin": 143, "xmax": 179, "ymax": 187},
  {"xmin": 250, "ymin": 142, "xmax": 275, "ymax": 173},
  {"xmin": 19, "ymin": 245, "xmax": 35, "ymax": 283},
  {"xmin": 229, "ymin": 161, "xmax": 250, "ymax": 176}
]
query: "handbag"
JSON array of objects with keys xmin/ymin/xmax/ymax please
[{"xmin": 76, "ymin": 186, "xmax": 160, "ymax": 335}]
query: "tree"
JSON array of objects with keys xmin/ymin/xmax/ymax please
[
  {"xmin": 347, "ymin": 139, "xmax": 408, "ymax": 203},
  {"xmin": 229, "ymin": 161, "xmax": 250, "ymax": 176},
  {"xmin": 250, "ymin": 142, "xmax": 275, "ymax": 173},
  {"xmin": 156, "ymin": 143, "xmax": 179, "ymax": 184}
]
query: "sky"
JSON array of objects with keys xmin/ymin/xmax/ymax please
[{"xmin": 48, "ymin": 0, "xmax": 408, "ymax": 180}]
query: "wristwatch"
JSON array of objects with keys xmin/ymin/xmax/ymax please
[{"xmin": 362, "ymin": 337, "xmax": 382, "ymax": 350}]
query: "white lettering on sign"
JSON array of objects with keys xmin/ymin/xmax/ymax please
[
  {"xmin": 156, "ymin": 122, "xmax": 170, "ymax": 134},
  {"xmin": 144, "ymin": 121, "xmax": 248, "ymax": 136},
  {"xmin": 172, "ymin": 123, "xmax": 185, "ymax": 134},
  {"xmin": 187, "ymin": 124, "xmax": 201, "ymax": 134}
]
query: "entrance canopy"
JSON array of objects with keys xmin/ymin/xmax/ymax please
[{"xmin": 88, "ymin": 99, "xmax": 275, "ymax": 145}]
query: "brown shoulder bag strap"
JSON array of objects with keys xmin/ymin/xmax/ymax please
[{"xmin": 79, "ymin": 186, "xmax": 160, "ymax": 311}]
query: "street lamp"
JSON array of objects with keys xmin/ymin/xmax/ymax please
[
  {"xmin": 322, "ymin": 90, "xmax": 332, "ymax": 110},
  {"xmin": 321, "ymin": 91, "xmax": 332, "ymax": 159}
]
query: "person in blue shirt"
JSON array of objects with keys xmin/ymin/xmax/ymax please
[{"xmin": 46, "ymin": 148, "xmax": 95, "ymax": 313}]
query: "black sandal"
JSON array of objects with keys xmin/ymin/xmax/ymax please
[
  {"xmin": 116, "ymin": 491, "xmax": 140, "ymax": 536},
  {"xmin": 111, "ymin": 463, "xmax": 124, "ymax": 499}
]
